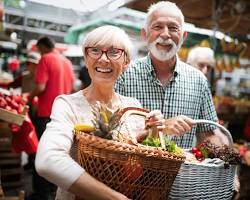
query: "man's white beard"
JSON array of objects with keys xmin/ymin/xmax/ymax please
[{"xmin": 148, "ymin": 37, "xmax": 183, "ymax": 61}]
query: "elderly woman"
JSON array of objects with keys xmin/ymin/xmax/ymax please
[{"xmin": 35, "ymin": 25, "xmax": 166, "ymax": 200}]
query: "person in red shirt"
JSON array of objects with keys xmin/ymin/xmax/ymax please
[{"xmin": 27, "ymin": 36, "xmax": 75, "ymax": 200}]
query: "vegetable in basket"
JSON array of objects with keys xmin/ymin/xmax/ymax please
[
  {"xmin": 191, "ymin": 140, "xmax": 241, "ymax": 168},
  {"xmin": 141, "ymin": 136, "xmax": 183, "ymax": 155}
]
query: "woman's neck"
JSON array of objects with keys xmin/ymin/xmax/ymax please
[{"xmin": 83, "ymin": 84, "xmax": 116, "ymax": 105}]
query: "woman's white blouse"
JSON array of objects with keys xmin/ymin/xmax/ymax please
[{"xmin": 35, "ymin": 90, "xmax": 142, "ymax": 200}]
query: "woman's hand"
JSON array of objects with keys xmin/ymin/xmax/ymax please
[{"xmin": 164, "ymin": 115, "xmax": 195, "ymax": 136}]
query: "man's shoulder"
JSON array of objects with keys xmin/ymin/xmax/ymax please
[
  {"xmin": 178, "ymin": 60, "xmax": 206, "ymax": 77},
  {"xmin": 125, "ymin": 56, "xmax": 149, "ymax": 74},
  {"xmin": 130, "ymin": 56, "xmax": 148, "ymax": 67},
  {"xmin": 176, "ymin": 60, "xmax": 209, "ymax": 89}
]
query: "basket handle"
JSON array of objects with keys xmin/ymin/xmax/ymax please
[
  {"xmin": 120, "ymin": 107, "xmax": 166, "ymax": 150},
  {"xmin": 194, "ymin": 119, "xmax": 233, "ymax": 146}
]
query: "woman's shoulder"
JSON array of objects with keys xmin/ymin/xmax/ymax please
[{"xmin": 54, "ymin": 90, "xmax": 85, "ymax": 106}]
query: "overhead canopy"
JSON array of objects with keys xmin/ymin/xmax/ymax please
[
  {"xmin": 126, "ymin": 0, "xmax": 250, "ymax": 40},
  {"xmin": 64, "ymin": 19, "xmax": 142, "ymax": 44}
]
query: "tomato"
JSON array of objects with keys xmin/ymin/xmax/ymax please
[
  {"xmin": 195, "ymin": 151, "xmax": 203, "ymax": 159},
  {"xmin": 17, "ymin": 105, "xmax": 24, "ymax": 114},
  {"xmin": 0, "ymin": 98, "xmax": 7, "ymax": 108},
  {"xmin": 123, "ymin": 160, "xmax": 143, "ymax": 181},
  {"xmin": 5, "ymin": 105, "xmax": 12, "ymax": 111},
  {"xmin": 191, "ymin": 147, "xmax": 198, "ymax": 153},
  {"xmin": 5, "ymin": 96, "xmax": 12, "ymax": 104},
  {"xmin": 10, "ymin": 101, "xmax": 19, "ymax": 110},
  {"xmin": 12, "ymin": 95, "xmax": 23, "ymax": 104}
]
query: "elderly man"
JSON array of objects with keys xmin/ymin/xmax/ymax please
[
  {"xmin": 187, "ymin": 46, "xmax": 215, "ymax": 77},
  {"xmin": 115, "ymin": 1, "xmax": 228, "ymax": 149}
]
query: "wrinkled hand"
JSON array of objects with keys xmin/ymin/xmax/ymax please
[
  {"xmin": 164, "ymin": 115, "xmax": 195, "ymax": 136},
  {"xmin": 141, "ymin": 110, "xmax": 165, "ymax": 139},
  {"xmin": 145, "ymin": 110, "xmax": 166, "ymax": 131}
]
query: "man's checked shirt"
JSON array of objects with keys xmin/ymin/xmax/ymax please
[{"xmin": 115, "ymin": 55, "xmax": 218, "ymax": 149}]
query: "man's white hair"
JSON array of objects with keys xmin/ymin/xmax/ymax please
[
  {"xmin": 187, "ymin": 47, "xmax": 215, "ymax": 65},
  {"xmin": 144, "ymin": 1, "xmax": 185, "ymax": 31}
]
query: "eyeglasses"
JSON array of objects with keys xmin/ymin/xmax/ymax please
[{"xmin": 86, "ymin": 47, "xmax": 124, "ymax": 60}]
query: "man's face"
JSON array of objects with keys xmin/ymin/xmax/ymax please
[
  {"xmin": 193, "ymin": 56, "xmax": 214, "ymax": 76},
  {"xmin": 146, "ymin": 10, "xmax": 184, "ymax": 61}
]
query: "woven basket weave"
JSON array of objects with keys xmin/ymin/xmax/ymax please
[
  {"xmin": 169, "ymin": 120, "xmax": 237, "ymax": 200},
  {"xmin": 74, "ymin": 108, "xmax": 185, "ymax": 200}
]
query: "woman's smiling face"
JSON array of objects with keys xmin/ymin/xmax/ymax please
[{"xmin": 85, "ymin": 45, "xmax": 129, "ymax": 87}]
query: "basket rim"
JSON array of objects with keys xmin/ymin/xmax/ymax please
[{"xmin": 74, "ymin": 130, "xmax": 185, "ymax": 162}]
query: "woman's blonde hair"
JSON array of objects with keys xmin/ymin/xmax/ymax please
[{"xmin": 82, "ymin": 25, "xmax": 133, "ymax": 59}]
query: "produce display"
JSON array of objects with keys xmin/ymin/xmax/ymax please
[
  {"xmin": 0, "ymin": 92, "xmax": 26, "ymax": 114},
  {"xmin": 0, "ymin": 92, "xmax": 27, "ymax": 125},
  {"xmin": 190, "ymin": 140, "xmax": 241, "ymax": 168}
]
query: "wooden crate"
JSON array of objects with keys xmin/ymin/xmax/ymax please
[{"xmin": 0, "ymin": 109, "xmax": 25, "ymax": 126}]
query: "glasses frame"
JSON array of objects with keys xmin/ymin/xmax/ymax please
[{"xmin": 85, "ymin": 47, "xmax": 125, "ymax": 60}]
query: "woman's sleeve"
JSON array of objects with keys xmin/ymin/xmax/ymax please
[{"xmin": 35, "ymin": 95, "xmax": 85, "ymax": 190}]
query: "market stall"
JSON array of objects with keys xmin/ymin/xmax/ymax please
[{"xmin": 0, "ymin": 88, "xmax": 37, "ymax": 193}]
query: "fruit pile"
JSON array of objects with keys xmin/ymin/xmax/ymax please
[
  {"xmin": 191, "ymin": 141, "xmax": 241, "ymax": 168},
  {"xmin": 0, "ymin": 92, "xmax": 26, "ymax": 114}
]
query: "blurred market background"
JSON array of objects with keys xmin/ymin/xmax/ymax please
[{"xmin": 0, "ymin": 0, "xmax": 250, "ymax": 199}]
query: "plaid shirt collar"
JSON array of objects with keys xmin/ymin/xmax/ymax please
[{"xmin": 143, "ymin": 54, "xmax": 181, "ymax": 83}]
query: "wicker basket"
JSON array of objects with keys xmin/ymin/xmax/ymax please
[
  {"xmin": 169, "ymin": 120, "xmax": 237, "ymax": 200},
  {"xmin": 74, "ymin": 108, "xmax": 185, "ymax": 200}
]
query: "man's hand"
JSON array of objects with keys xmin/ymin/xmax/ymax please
[
  {"xmin": 144, "ymin": 110, "xmax": 166, "ymax": 138},
  {"xmin": 164, "ymin": 115, "xmax": 195, "ymax": 136},
  {"xmin": 145, "ymin": 110, "xmax": 165, "ymax": 131}
]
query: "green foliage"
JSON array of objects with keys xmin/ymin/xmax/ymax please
[
  {"xmin": 141, "ymin": 136, "xmax": 183, "ymax": 155},
  {"xmin": 141, "ymin": 137, "xmax": 161, "ymax": 147}
]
